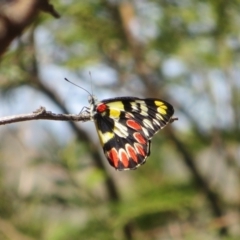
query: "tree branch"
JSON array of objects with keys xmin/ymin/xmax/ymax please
[
  {"xmin": 0, "ymin": 106, "xmax": 91, "ymax": 125},
  {"xmin": 0, "ymin": 0, "xmax": 60, "ymax": 56}
]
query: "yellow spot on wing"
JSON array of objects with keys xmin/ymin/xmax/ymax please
[
  {"xmin": 154, "ymin": 101, "xmax": 162, "ymax": 106},
  {"xmin": 109, "ymin": 109, "xmax": 121, "ymax": 118},
  {"xmin": 97, "ymin": 130, "xmax": 114, "ymax": 146},
  {"xmin": 154, "ymin": 101, "xmax": 167, "ymax": 115},
  {"xmin": 106, "ymin": 101, "xmax": 125, "ymax": 111},
  {"xmin": 158, "ymin": 107, "xmax": 167, "ymax": 115}
]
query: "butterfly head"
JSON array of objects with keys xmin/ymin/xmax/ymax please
[
  {"xmin": 88, "ymin": 95, "xmax": 100, "ymax": 119},
  {"xmin": 88, "ymin": 94, "xmax": 98, "ymax": 105}
]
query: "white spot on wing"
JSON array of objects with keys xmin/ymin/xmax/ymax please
[
  {"xmin": 143, "ymin": 119, "xmax": 154, "ymax": 129},
  {"xmin": 113, "ymin": 121, "xmax": 128, "ymax": 138},
  {"xmin": 130, "ymin": 102, "xmax": 138, "ymax": 111},
  {"xmin": 153, "ymin": 118, "xmax": 161, "ymax": 126},
  {"xmin": 156, "ymin": 113, "xmax": 164, "ymax": 120},
  {"xmin": 135, "ymin": 100, "xmax": 148, "ymax": 116},
  {"xmin": 142, "ymin": 127, "xmax": 149, "ymax": 137},
  {"xmin": 139, "ymin": 104, "xmax": 148, "ymax": 116}
]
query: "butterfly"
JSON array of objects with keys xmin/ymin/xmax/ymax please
[
  {"xmin": 65, "ymin": 78, "xmax": 175, "ymax": 171},
  {"xmin": 88, "ymin": 96, "xmax": 175, "ymax": 171}
]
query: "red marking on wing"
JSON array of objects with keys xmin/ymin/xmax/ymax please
[
  {"xmin": 126, "ymin": 119, "xmax": 142, "ymax": 130},
  {"xmin": 96, "ymin": 103, "xmax": 107, "ymax": 113},
  {"xmin": 126, "ymin": 144, "xmax": 138, "ymax": 163},
  {"xmin": 108, "ymin": 148, "xmax": 119, "ymax": 168},
  {"xmin": 120, "ymin": 149, "xmax": 129, "ymax": 167},
  {"xmin": 134, "ymin": 132, "xmax": 146, "ymax": 144},
  {"xmin": 135, "ymin": 143, "xmax": 146, "ymax": 156}
]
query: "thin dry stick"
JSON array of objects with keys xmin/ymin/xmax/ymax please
[{"xmin": 0, "ymin": 106, "xmax": 91, "ymax": 125}]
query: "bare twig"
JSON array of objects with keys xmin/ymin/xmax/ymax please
[
  {"xmin": 0, "ymin": 106, "xmax": 91, "ymax": 125},
  {"xmin": 170, "ymin": 117, "xmax": 178, "ymax": 123}
]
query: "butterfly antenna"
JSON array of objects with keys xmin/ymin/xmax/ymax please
[
  {"xmin": 64, "ymin": 78, "xmax": 92, "ymax": 96},
  {"xmin": 89, "ymin": 71, "xmax": 94, "ymax": 96}
]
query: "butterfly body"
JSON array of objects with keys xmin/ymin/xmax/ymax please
[{"xmin": 88, "ymin": 96, "xmax": 174, "ymax": 171}]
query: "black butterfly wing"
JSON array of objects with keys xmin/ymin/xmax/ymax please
[{"xmin": 93, "ymin": 97, "xmax": 174, "ymax": 170}]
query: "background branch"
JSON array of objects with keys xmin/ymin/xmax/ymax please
[{"xmin": 0, "ymin": 0, "xmax": 59, "ymax": 56}]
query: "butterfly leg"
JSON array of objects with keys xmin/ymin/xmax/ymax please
[{"xmin": 79, "ymin": 106, "xmax": 90, "ymax": 115}]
